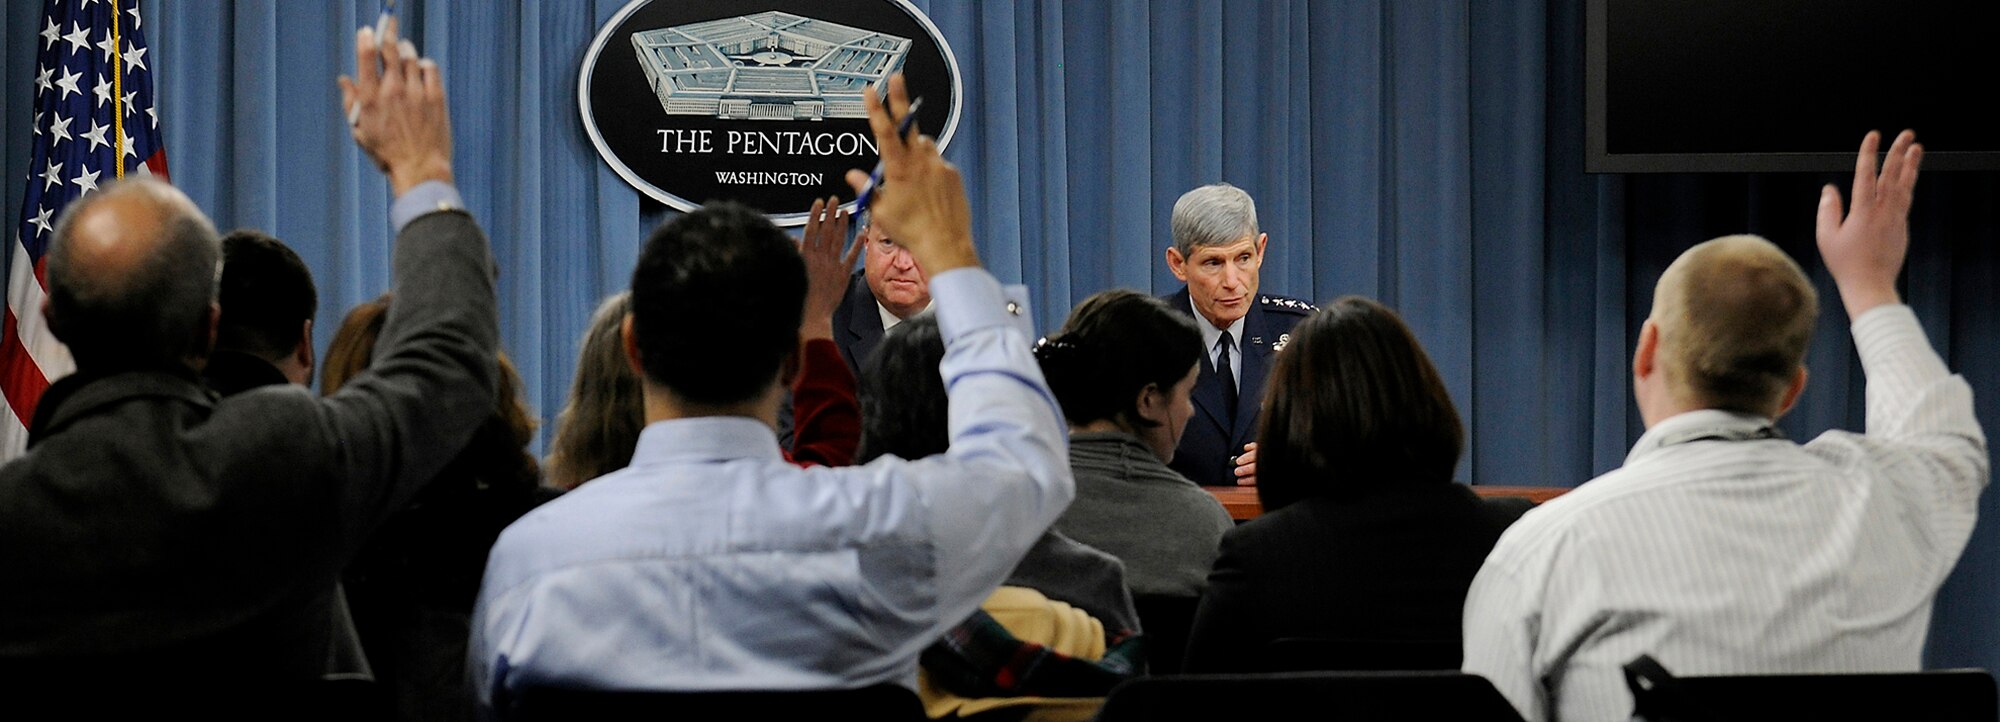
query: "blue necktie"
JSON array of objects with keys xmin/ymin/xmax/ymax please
[{"xmin": 1217, "ymin": 331, "xmax": 1238, "ymax": 418}]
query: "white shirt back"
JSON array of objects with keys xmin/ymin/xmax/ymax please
[{"xmin": 1462, "ymin": 306, "xmax": 1988, "ymax": 722}]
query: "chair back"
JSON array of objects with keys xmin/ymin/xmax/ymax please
[
  {"xmin": 1624, "ymin": 655, "xmax": 1997, "ymax": 722},
  {"xmin": 503, "ymin": 683, "xmax": 927, "ymax": 721},
  {"xmin": 1263, "ymin": 637, "xmax": 1462, "ymax": 673},
  {"xmin": 1095, "ymin": 671, "xmax": 1524, "ymax": 721},
  {"xmin": 1131, "ymin": 594, "xmax": 1200, "ymax": 674}
]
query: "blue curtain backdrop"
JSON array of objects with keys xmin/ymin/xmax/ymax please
[{"xmin": 4, "ymin": 0, "xmax": 1996, "ymax": 670}]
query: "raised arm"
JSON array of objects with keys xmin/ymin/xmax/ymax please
[
  {"xmin": 1814, "ymin": 130, "xmax": 1985, "ymax": 523},
  {"xmin": 1815, "ymin": 130, "xmax": 1920, "ymax": 321},
  {"xmin": 788, "ymin": 198, "xmax": 864, "ymax": 467},
  {"xmin": 323, "ymin": 20, "xmax": 499, "ymax": 549},
  {"xmin": 844, "ymin": 75, "xmax": 1074, "ymax": 617}
]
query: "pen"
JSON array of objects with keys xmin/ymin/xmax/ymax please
[
  {"xmin": 349, "ymin": 0, "xmax": 399, "ymax": 127},
  {"xmin": 854, "ymin": 96, "xmax": 924, "ymax": 210}
]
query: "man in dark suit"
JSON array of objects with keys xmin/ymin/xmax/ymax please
[
  {"xmin": 829, "ymin": 214, "xmax": 932, "ymax": 376},
  {"xmin": 203, "ymin": 230, "xmax": 319, "ymax": 397},
  {"xmin": 1159, "ymin": 183, "xmax": 1314, "ymax": 488},
  {"xmin": 0, "ymin": 25, "xmax": 495, "ymax": 704}
]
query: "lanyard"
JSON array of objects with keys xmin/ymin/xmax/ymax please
[{"xmin": 1654, "ymin": 424, "xmax": 1785, "ymax": 449}]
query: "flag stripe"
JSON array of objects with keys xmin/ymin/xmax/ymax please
[
  {"xmin": 0, "ymin": 308, "xmax": 51, "ymax": 429},
  {"xmin": 0, "ymin": 398, "xmax": 28, "ymax": 457},
  {"xmin": 6, "ymin": 237, "xmax": 73, "ymax": 381}
]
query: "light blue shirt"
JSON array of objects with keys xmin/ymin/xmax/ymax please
[
  {"xmin": 389, "ymin": 180, "xmax": 463, "ymax": 232},
  {"xmin": 469, "ymin": 268, "xmax": 1072, "ymax": 707}
]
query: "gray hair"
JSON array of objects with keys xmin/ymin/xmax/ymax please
[
  {"xmin": 1171, "ymin": 183, "xmax": 1259, "ymax": 257},
  {"xmin": 47, "ymin": 178, "xmax": 222, "ymax": 372}
]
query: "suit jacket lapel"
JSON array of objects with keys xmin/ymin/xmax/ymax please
[
  {"xmin": 1189, "ymin": 347, "xmax": 1231, "ymax": 434},
  {"xmin": 1166, "ymin": 287, "xmax": 1230, "ymax": 435},
  {"xmin": 843, "ymin": 278, "xmax": 884, "ymax": 374}
]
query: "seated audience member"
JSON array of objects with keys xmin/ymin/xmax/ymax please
[
  {"xmin": 205, "ymin": 230, "xmax": 318, "ymax": 395},
  {"xmin": 0, "ymin": 24, "xmax": 496, "ymax": 699},
  {"xmin": 470, "ymin": 76, "xmax": 1073, "ymax": 708},
  {"xmin": 1043, "ymin": 290, "xmax": 1233, "ymax": 599},
  {"xmin": 543, "ymin": 293, "xmax": 641, "ymax": 490},
  {"xmin": 859, "ymin": 313, "xmax": 1140, "ymax": 630},
  {"xmin": 856, "ymin": 314, "xmax": 1140, "ymax": 719},
  {"xmin": 208, "ymin": 229, "xmax": 377, "ymax": 687},
  {"xmin": 320, "ymin": 296, "xmax": 540, "ymax": 722},
  {"xmin": 1463, "ymin": 131, "xmax": 1985, "ymax": 722},
  {"xmin": 545, "ymin": 199, "xmax": 863, "ymax": 489},
  {"xmin": 920, "ymin": 586, "xmax": 1141, "ymax": 722},
  {"xmin": 1159, "ymin": 183, "xmax": 1315, "ymax": 487},
  {"xmin": 1181, "ymin": 297, "xmax": 1532, "ymax": 674}
]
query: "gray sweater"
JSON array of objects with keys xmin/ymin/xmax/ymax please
[
  {"xmin": 1004, "ymin": 530, "xmax": 1142, "ymax": 633},
  {"xmin": 1052, "ymin": 431, "xmax": 1235, "ymax": 598}
]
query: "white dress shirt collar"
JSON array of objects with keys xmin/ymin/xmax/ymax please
[
  {"xmin": 1624, "ymin": 409, "xmax": 1777, "ymax": 465},
  {"xmin": 1189, "ymin": 295, "xmax": 1245, "ymax": 385},
  {"xmin": 877, "ymin": 299, "xmax": 935, "ymax": 331},
  {"xmin": 629, "ymin": 416, "xmax": 783, "ymax": 468}
]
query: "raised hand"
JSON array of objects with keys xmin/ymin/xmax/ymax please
[
  {"xmin": 843, "ymin": 75, "xmax": 979, "ymax": 274},
  {"xmin": 800, "ymin": 197, "xmax": 861, "ymax": 341},
  {"xmin": 1816, "ymin": 130, "xmax": 1922, "ymax": 319},
  {"xmin": 337, "ymin": 17, "xmax": 453, "ymax": 196}
]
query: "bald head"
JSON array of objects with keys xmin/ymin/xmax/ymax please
[
  {"xmin": 46, "ymin": 178, "xmax": 221, "ymax": 374},
  {"xmin": 1648, "ymin": 234, "xmax": 1818, "ymax": 416}
]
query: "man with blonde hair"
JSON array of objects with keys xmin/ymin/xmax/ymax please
[{"xmin": 1463, "ymin": 131, "xmax": 1986, "ymax": 721}]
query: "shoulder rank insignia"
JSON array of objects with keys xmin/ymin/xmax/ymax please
[{"xmin": 1258, "ymin": 295, "xmax": 1318, "ymax": 313}]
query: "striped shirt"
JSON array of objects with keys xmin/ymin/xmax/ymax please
[{"xmin": 1462, "ymin": 305, "xmax": 1988, "ymax": 722}]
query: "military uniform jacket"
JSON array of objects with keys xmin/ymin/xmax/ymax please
[{"xmin": 1159, "ymin": 287, "xmax": 1315, "ymax": 487}]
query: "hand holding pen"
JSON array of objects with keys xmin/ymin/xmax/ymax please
[
  {"xmin": 844, "ymin": 74, "xmax": 978, "ymax": 274},
  {"xmin": 853, "ymin": 96, "xmax": 924, "ymax": 210}
]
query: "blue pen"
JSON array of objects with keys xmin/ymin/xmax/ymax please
[{"xmin": 854, "ymin": 96, "xmax": 924, "ymax": 210}]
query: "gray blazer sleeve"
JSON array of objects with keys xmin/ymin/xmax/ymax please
[{"xmin": 318, "ymin": 210, "xmax": 501, "ymax": 553}]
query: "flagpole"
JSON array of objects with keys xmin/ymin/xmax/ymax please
[{"xmin": 112, "ymin": 0, "xmax": 125, "ymax": 178}]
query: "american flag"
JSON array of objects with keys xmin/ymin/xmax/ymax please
[{"xmin": 2, "ymin": 0, "xmax": 168, "ymax": 459}]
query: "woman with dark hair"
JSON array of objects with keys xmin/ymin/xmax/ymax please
[
  {"xmin": 1181, "ymin": 296, "xmax": 1533, "ymax": 674},
  {"xmin": 860, "ymin": 314, "xmax": 1143, "ymax": 717},
  {"xmin": 857, "ymin": 314, "xmax": 1139, "ymax": 634},
  {"xmin": 1040, "ymin": 289, "xmax": 1233, "ymax": 600},
  {"xmin": 322, "ymin": 295, "xmax": 541, "ymax": 721}
]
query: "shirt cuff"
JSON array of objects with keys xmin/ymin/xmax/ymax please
[
  {"xmin": 390, "ymin": 181, "xmax": 465, "ymax": 233},
  {"xmin": 930, "ymin": 268, "xmax": 1031, "ymax": 343}
]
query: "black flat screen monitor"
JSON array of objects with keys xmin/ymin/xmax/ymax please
[{"xmin": 1587, "ymin": 1, "xmax": 2000, "ymax": 173}]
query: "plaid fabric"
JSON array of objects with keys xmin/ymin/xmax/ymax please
[{"xmin": 920, "ymin": 609, "xmax": 1142, "ymax": 699}]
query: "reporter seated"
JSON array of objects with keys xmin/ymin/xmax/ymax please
[
  {"xmin": 857, "ymin": 314, "xmax": 1141, "ymax": 719},
  {"xmin": 320, "ymin": 295, "xmax": 541, "ymax": 721},
  {"xmin": 1041, "ymin": 290, "xmax": 1232, "ymax": 600},
  {"xmin": 469, "ymin": 75, "xmax": 1072, "ymax": 710},
  {"xmin": 0, "ymin": 22, "xmax": 496, "ymax": 700},
  {"xmin": 1181, "ymin": 297, "xmax": 1531, "ymax": 674}
]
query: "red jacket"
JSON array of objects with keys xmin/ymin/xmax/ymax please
[{"xmin": 785, "ymin": 338, "xmax": 860, "ymax": 468}]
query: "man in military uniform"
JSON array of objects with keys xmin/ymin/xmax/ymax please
[{"xmin": 1160, "ymin": 183, "xmax": 1314, "ymax": 487}]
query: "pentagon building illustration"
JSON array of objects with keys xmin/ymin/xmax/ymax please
[{"xmin": 631, "ymin": 11, "xmax": 913, "ymax": 121}]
